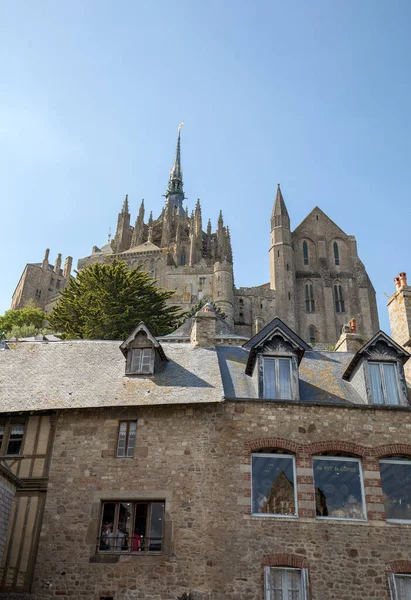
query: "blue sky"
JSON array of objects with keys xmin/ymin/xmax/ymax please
[{"xmin": 1, "ymin": 0, "xmax": 410, "ymax": 333}]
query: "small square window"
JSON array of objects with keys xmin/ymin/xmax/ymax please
[
  {"xmin": 263, "ymin": 357, "xmax": 292, "ymax": 399},
  {"xmin": 313, "ymin": 456, "xmax": 366, "ymax": 520},
  {"xmin": 117, "ymin": 422, "xmax": 137, "ymax": 458},
  {"xmin": 369, "ymin": 362, "xmax": 400, "ymax": 405},
  {"xmin": 264, "ymin": 567, "xmax": 309, "ymax": 599},
  {"xmin": 128, "ymin": 348, "xmax": 154, "ymax": 375},
  {"xmin": 252, "ymin": 453, "xmax": 297, "ymax": 516},
  {"xmin": 380, "ymin": 459, "xmax": 411, "ymax": 522},
  {"xmin": 199, "ymin": 277, "xmax": 206, "ymax": 286}
]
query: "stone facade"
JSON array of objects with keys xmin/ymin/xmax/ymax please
[
  {"xmin": 0, "ymin": 464, "xmax": 22, "ymax": 569},
  {"xmin": 10, "ymin": 128, "xmax": 379, "ymax": 347}
]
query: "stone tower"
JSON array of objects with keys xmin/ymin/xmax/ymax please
[
  {"xmin": 388, "ymin": 272, "xmax": 411, "ymax": 384},
  {"xmin": 269, "ymin": 185, "xmax": 297, "ymax": 330}
]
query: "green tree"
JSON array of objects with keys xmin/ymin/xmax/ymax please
[
  {"xmin": 49, "ymin": 261, "xmax": 180, "ymax": 339},
  {"xmin": 0, "ymin": 303, "xmax": 47, "ymax": 338}
]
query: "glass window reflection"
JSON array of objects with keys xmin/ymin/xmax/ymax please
[
  {"xmin": 252, "ymin": 454, "xmax": 297, "ymax": 516},
  {"xmin": 380, "ymin": 459, "xmax": 411, "ymax": 521},
  {"xmin": 313, "ymin": 457, "xmax": 365, "ymax": 520}
]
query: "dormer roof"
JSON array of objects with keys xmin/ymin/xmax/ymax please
[
  {"xmin": 119, "ymin": 322, "xmax": 167, "ymax": 362},
  {"xmin": 342, "ymin": 330, "xmax": 411, "ymax": 380},
  {"xmin": 243, "ymin": 317, "xmax": 311, "ymax": 375}
]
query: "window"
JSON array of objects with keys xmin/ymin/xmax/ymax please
[
  {"xmin": 56, "ymin": 279, "xmax": 61, "ymax": 290},
  {"xmin": 380, "ymin": 459, "xmax": 411, "ymax": 521},
  {"xmin": 117, "ymin": 422, "xmax": 137, "ymax": 457},
  {"xmin": 128, "ymin": 348, "xmax": 154, "ymax": 375},
  {"xmin": 0, "ymin": 424, "xmax": 4, "ymax": 449},
  {"xmin": 239, "ymin": 298, "xmax": 244, "ymax": 306},
  {"xmin": 303, "ymin": 241, "xmax": 309, "ymax": 265},
  {"xmin": 180, "ymin": 250, "xmax": 186, "ymax": 266},
  {"xmin": 333, "ymin": 242, "xmax": 340, "ymax": 266},
  {"xmin": 263, "ymin": 357, "xmax": 292, "ymax": 399},
  {"xmin": 199, "ymin": 277, "xmax": 206, "ymax": 286},
  {"xmin": 35, "ymin": 289, "xmax": 42, "ymax": 301},
  {"xmin": 309, "ymin": 326, "xmax": 316, "ymax": 344},
  {"xmin": 389, "ymin": 574, "xmax": 411, "ymax": 599},
  {"xmin": 369, "ymin": 362, "xmax": 400, "ymax": 405},
  {"xmin": 6, "ymin": 424, "xmax": 25, "ymax": 455},
  {"xmin": 264, "ymin": 567, "xmax": 309, "ymax": 600},
  {"xmin": 313, "ymin": 456, "xmax": 366, "ymax": 520},
  {"xmin": 305, "ymin": 284, "xmax": 315, "ymax": 313},
  {"xmin": 334, "ymin": 284, "xmax": 345, "ymax": 313},
  {"xmin": 239, "ymin": 312, "xmax": 243, "ymax": 319},
  {"xmin": 252, "ymin": 453, "xmax": 297, "ymax": 516},
  {"xmin": 98, "ymin": 501, "xmax": 165, "ymax": 553}
]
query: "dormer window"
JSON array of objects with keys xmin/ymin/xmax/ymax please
[
  {"xmin": 130, "ymin": 348, "xmax": 154, "ymax": 375},
  {"xmin": 120, "ymin": 322, "xmax": 167, "ymax": 377},
  {"xmin": 263, "ymin": 357, "xmax": 292, "ymax": 399},
  {"xmin": 369, "ymin": 362, "xmax": 399, "ymax": 405}
]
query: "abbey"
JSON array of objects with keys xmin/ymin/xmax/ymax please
[{"xmin": 11, "ymin": 127, "xmax": 379, "ymax": 346}]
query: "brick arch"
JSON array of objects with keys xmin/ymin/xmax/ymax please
[
  {"xmin": 245, "ymin": 438, "xmax": 302, "ymax": 454},
  {"xmin": 262, "ymin": 553, "xmax": 308, "ymax": 569},
  {"xmin": 386, "ymin": 560, "xmax": 411, "ymax": 574},
  {"xmin": 375, "ymin": 444, "xmax": 411, "ymax": 459},
  {"xmin": 308, "ymin": 441, "xmax": 368, "ymax": 457}
]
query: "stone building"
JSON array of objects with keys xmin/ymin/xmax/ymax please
[
  {"xmin": 0, "ymin": 274, "xmax": 410, "ymax": 599},
  {"xmin": 11, "ymin": 249, "xmax": 73, "ymax": 313},
  {"xmin": 10, "ymin": 127, "xmax": 379, "ymax": 347}
]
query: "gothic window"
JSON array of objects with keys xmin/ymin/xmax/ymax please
[
  {"xmin": 117, "ymin": 422, "xmax": 137, "ymax": 458},
  {"xmin": 252, "ymin": 453, "xmax": 297, "ymax": 516},
  {"xmin": 263, "ymin": 357, "xmax": 292, "ymax": 400},
  {"xmin": 334, "ymin": 284, "xmax": 345, "ymax": 313},
  {"xmin": 309, "ymin": 326, "xmax": 316, "ymax": 344},
  {"xmin": 180, "ymin": 250, "xmax": 186, "ymax": 266},
  {"xmin": 150, "ymin": 259, "xmax": 156, "ymax": 279},
  {"xmin": 333, "ymin": 242, "xmax": 340, "ymax": 266},
  {"xmin": 369, "ymin": 362, "xmax": 400, "ymax": 405},
  {"xmin": 305, "ymin": 283, "xmax": 315, "ymax": 313},
  {"xmin": 303, "ymin": 241, "xmax": 309, "ymax": 265}
]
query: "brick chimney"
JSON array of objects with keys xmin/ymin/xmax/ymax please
[
  {"xmin": 190, "ymin": 304, "xmax": 217, "ymax": 348},
  {"xmin": 335, "ymin": 320, "xmax": 364, "ymax": 353}
]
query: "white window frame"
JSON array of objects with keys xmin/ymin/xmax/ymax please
[
  {"xmin": 369, "ymin": 361, "xmax": 400, "ymax": 405},
  {"xmin": 262, "ymin": 356, "xmax": 293, "ymax": 400},
  {"xmin": 251, "ymin": 453, "xmax": 298, "ymax": 518},
  {"xmin": 116, "ymin": 421, "xmax": 137, "ymax": 458},
  {"xmin": 313, "ymin": 455, "xmax": 367, "ymax": 522},
  {"xmin": 388, "ymin": 573, "xmax": 411, "ymax": 599},
  {"xmin": 380, "ymin": 458, "xmax": 411, "ymax": 523},
  {"xmin": 264, "ymin": 566, "xmax": 309, "ymax": 600},
  {"xmin": 127, "ymin": 348, "xmax": 154, "ymax": 375}
]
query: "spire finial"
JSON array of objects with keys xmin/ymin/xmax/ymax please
[
  {"xmin": 122, "ymin": 194, "xmax": 129, "ymax": 214},
  {"xmin": 165, "ymin": 123, "xmax": 185, "ymax": 214}
]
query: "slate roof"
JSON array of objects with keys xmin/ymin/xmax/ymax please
[
  {"xmin": 217, "ymin": 346, "xmax": 365, "ymax": 405},
  {"xmin": 0, "ymin": 341, "xmax": 223, "ymax": 413},
  {"xmin": 160, "ymin": 314, "xmax": 247, "ymax": 341}
]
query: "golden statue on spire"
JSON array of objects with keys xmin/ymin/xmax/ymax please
[{"xmin": 178, "ymin": 121, "xmax": 184, "ymax": 133}]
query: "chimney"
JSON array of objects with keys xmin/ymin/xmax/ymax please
[
  {"xmin": 388, "ymin": 272, "xmax": 411, "ymax": 349},
  {"xmin": 63, "ymin": 256, "xmax": 73, "ymax": 279},
  {"xmin": 42, "ymin": 248, "xmax": 50, "ymax": 269},
  {"xmin": 335, "ymin": 320, "xmax": 364, "ymax": 353},
  {"xmin": 54, "ymin": 253, "xmax": 62, "ymax": 274},
  {"xmin": 190, "ymin": 304, "xmax": 217, "ymax": 348}
]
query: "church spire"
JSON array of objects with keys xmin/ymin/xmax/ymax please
[
  {"xmin": 166, "ymin": 122, "xmax": 185, "ymax": 215},
  {"xmin": 271, "ymin": 184, "xmax": 290, "ymax": 230},
  {"xmin": 122, "ymin": 194, "xmax": 130, "ymax": 215}
]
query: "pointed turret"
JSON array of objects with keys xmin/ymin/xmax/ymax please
[
  {"xmin": 131, "ymin": 199, "xmax": 145, "ymax": 247},
  {"xmin": 112, "ymin": 194, "xmax": 132, "ymax": 253},
  {"xmin": 271, "ymin": 184, "xmax": 290, "ymax": 230},
  {"xmin": 195, "ymin": 199, "xmax": 202, "ymax": 236},
  {"xmin": 165, "ymin": 122, "xmax": 185, "ymax": 215},
  {"xmin": 122, "ymin": 194, "xmax": 130, "ymax": 215}
]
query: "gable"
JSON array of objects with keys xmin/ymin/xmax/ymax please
[{"xmin": 292, "ymin": 206, "xmax": 349, "ymax": 240}]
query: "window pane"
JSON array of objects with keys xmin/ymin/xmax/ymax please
[
  {"xmin": 252, "ymin": 455, "xmax": 296, "ymax": 515},
  {"xmin": 396, "ymin": 576, "xmax": 411, "ymax": 599},
  {"xmin": 380, "ymin": 461, "xmax": 411, "ymax": 521},
  {"xmin": 127, "ymin": 422, "xmax": 137, "ymax": 457},
  {"xmin": 134, "ymin": 502, "xmax": 148, "ymax": 550},
  {"xmin": 117, "ymin": 502, "xmax": 132, "ymax": 551},
  {"xmin": 264, "ymin": 359, "xmax": 277, "ymax": 399},
  {"xmin": 278, "ymin": 359, "xmax": 292, "ymax": 399},
  {"xmin": 100, "ymin": 503, "xmax": 116, "ymax": 551},
  {"xmin": 141, "ymin": 349, "xmax": 152, "ymax": 373},
  {"xmin": 117, "ymin": 422, "xmax": 127, "ymax": 457},
  {"xmin": 7, "ymin": 424, "xmax": 24, "ymax": 455},
  {"xmin": 313, "ymin": 458, "xmax": 364, "ymax": 519},
  {"xmin": 369, "ymin": 364, "xmax": 384, "ymax": 404},
  {"xmin": 271, "ymin": 569, "xmax": 283, "ymax": 597},
  {"xmin": 149, "ymin": 502, "xmax": 165, "ymax": 551},
  {"xmin": 383, "ymin": 364, "xmax": 400, "ymax": 405},
  {"xmin": 287, "ymin": 569, "xmax": 301, "ymax": 600},
  {"xmin": 130, "ymin": 349, "xmax": 142, "ymax": 372}
]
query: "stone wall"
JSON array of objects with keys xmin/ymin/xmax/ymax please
[
  {"xmin": 0, "ymin": 464, "xmax": 22, "ymax": 567},
  {"xmin": 28, "ymin": 401, "xmax": 411, "ymax": 600}
]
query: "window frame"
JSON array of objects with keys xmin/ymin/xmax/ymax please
[
  {"xmin": 262, "ymin": 356, "xmax": 293, "ymax": 400},
  {"xmin": 126, "ymin": 348, "xmax": 155, "ymax": 375},
  {"xmin": 333, "ymin": 241, "xmax": 340, "ymax": 266},
  {"xmin": 333, "ymin": 284, "xmax": 345, "ymax": 313},
  {"xmin": 389, "ymin": 573, "xmax": 411, "ymax": 600},
  {"xmin": 264, "ymin": 566, "xmax": 309, "ymax": 600},
  {"xmin": 308, "ymin": 325, "xmax": 316, "ymax": 345},
  {"xmin": 380, "ymin": 458, "xmax": 411, "ymax": 523},
  {"xmin": 368, "ymin": 361, "xmax": 401, "ymax": 405},
  {"xmin": 312, "ymin": 455, "xmax": 367, "ymax": 522},
  {"xmin": 305, "ymin": 283, "xmax": 315, "ymax": 313},
  {"xmin": 303, "ymin": 241, "xmax": 309, "ymax": 265},
  {"xmin": 116, "ymin": 421, "xmax": 137, "ymax": 458},
  {"xmin": 98, "ymin": 500, "xmax": 165, "ymax": 554},
  {"xmin": 251, "ymin": 452, "xmax": 298, "ymax": 518},
  {"xmin": 0, "ymin": 417, "xmax": 26, "ymax": 457}
]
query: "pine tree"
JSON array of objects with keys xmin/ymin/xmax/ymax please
[{"xmin": 49, "ymin": 261, "xmax": 180, "ymax": 339}]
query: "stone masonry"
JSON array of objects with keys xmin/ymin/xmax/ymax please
[{"xmin": 0, "ymin": 464, "xmax": 23, "ymax": 568}]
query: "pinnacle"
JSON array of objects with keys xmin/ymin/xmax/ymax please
[
  {"xmin": 122, "ymin": 194, "xmax": 129, "ymax": 214},
  {"xmin": 272, "ymin": 183, "xmax": 289, "ymax": 220}
]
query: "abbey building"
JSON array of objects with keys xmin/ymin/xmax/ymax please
[{"xmin": 10, "ymin": 127, "xmax": 379, "ymax": 346}]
